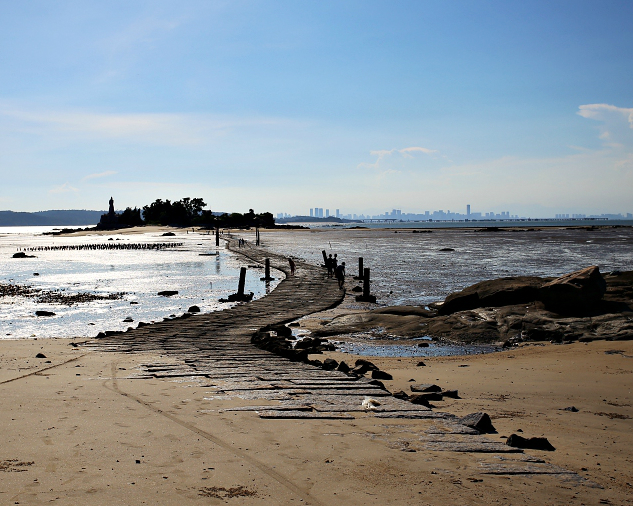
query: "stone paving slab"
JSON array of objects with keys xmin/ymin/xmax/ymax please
[{"xmin": 86, "ymin": 238, "xmax": 581, "ymax": 484}]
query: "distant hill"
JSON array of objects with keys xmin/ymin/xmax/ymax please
[{"xmin": 0, "ymin": 210, "xmax": 105, "ymax": 226}]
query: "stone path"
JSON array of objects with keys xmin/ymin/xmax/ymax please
[{"xmin": 87, "ymin": 238, "xmax": 589, "ymax": 483}]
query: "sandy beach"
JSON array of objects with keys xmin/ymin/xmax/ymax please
[
  {"xmin": 1, "ymin": 336, "xmax": 631, "ymax": 505},
  {"xmin": 1, "ymin": 228, "xmax": 632, "ymax": 505}
]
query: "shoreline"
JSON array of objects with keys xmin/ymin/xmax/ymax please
[{"xmin": 1, "ymin": 233, "xmax": 632, "ymax": 504}]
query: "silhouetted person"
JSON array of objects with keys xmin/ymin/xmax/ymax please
[
  {"xmin": 335, "ymin": 262, "xmax": 346, "ymax": 289},
  {"xmin": 289, "ymin": 257, "xmax": 296, "ymax": 276}
]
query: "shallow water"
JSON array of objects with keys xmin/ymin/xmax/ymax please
[
  {"xmin": 244, "ymin": 227, "xmax": 633, "ymax": 307},
  {"xmin": 335, "ymin": 341, "xmax": 499, "ymax": 357},
  {"xmin": 0, "ymin": 230, "xmax": 280, "ymax": 339}
]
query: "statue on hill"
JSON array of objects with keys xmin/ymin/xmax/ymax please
[{"xmin": 97, "ymin": 196, "xmax": 119, "ymax": 230}]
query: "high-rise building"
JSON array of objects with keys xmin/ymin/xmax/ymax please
[
  {"xmin": 467, "ymin": 204, "xmax": 471, "ymax": 217},
  {"xmin": 310, "ymin": 208, "xmax": 314, "ymax": 217},
  {"xmin": 326, "ymin": 209, "xmax": 330, "ymax": 218},
  {"xmin": 336, "ymin": 209, "xmax": 340, "ymax": 218}
]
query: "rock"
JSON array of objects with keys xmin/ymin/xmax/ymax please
[
  {"xmin": 438, "ymin": 276, "xmax": 544, "ymax": 315},
  {"xmin": 351, "ymin": 359, "xmax": 379, "ymax": 375},
  {"xmin": 368, "ymin": 379, "xmax": 386, "ymax": 390},
  {"xmin": 288, "ymin": 322, "xmax": 300, "ymax": 327},
  {"xmin": 412, "ymin": 392, "xmax": 443, "ymax": 402},
  {"xmin": 539, "ymin": 266, "xmax": 607, "ymax": 315},
  {"xmin": 35, "ymin": 310, "xmax": 55, "ymax": 317},
  {"xmin": 130, "ymin": 301, "xmax": 139, "ymax": 305},
  {"xmin": 123, "ymin": 317, "xmax": 134, "ymax": 322},
  {"xmin": 162, "ymin": 232, "xmax": 176, "ymax": 236},
  {"xmin": 371, "ymin": 370, "xmax": 393, "ymax": 380},
  {"xmin": 410, "ymin": 384, "xmax": 442, "ymax": 393},
  {"xmin": 459, "ymin": 412, "xmax": 497, "ymax": 434},
  {"xmin": 337, "ymin": 361, "xmax": 350, "ymax": 374},
  {"xmin": 439, "ymin": 248, "xmax": 455, "ymax": 252},
  {"xmin": 12, "ymin": 252, "xmax": 36, "ymax": 258},
  {"xmin": 266, "ymin": 324, "xmax": 293, "ymax": 337},
  {"xmin": 442, "ymin": 389, "xmax": 460, "ymax": 399},
  {"xmin": 560, "ymin": 406, "xmax": 579, "ymax": 412},
  {"xmin": 417, "ymin": 342, "xmax": 429, "ymax": 347},
  {"xmin": 416, "ymin": 361, "xmax": 426, "ymax": 367},
  {"xmin": 352, "ymin": 286, "xmax": 363, "ymax": 292},
  {"xmin": 35, "ymin": 353, "xmax": 47, "ymax": 358},
  {"xmin": 322, "ymin": 358, "xmax": 338, "ymax": 370},
  {"xmin": 33, "ymin": 273, "xmax": 39, "ymax": 276},
  {"xmin": 188, "ymin": 305, "xmax": 201, "ymax": 313},
  {"xmin": 506, "ymin": 434, "xmax": 555, "ymax": 451},
  {"xmin": 408, "ymin": 395, "xmax": 431, "ymax": 407},
  {"xmin": 393, "ymin": 390, "xmax": 409, "ymax": 400},
  {"xmin": 157, "ymin": 290, "xmax": 178, "ymax": 297}
]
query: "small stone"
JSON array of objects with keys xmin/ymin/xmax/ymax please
[
  {"xmin": 506, "ymin": 434, "xmax": 555, "ymax": 451},
  {"xmin": 35, "ymin": 353, "xmax": 46, "ymax": 358},
  {"xmin": 371, "ymin": 370, "xmax": 393, "ymax": 380},
  {"xmin": 410, "ymin": 384, "xmax": 442, "ymax": 393},
  {"xmin": 187, "ymin": 305, "xmax": 201, "ymax": 313},
  {"xmin": 35, "ymin": 310, "xmax": 55, "ymax": 317},
  {"xmin": 322, "ymin": 358, "xmax": 338, "ymax": 371},
  {"xmin": 460, "ymin": 412, "xmax": 496, "ymax": 434}
]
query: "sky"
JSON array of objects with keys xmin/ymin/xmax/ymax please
[{"xmin": 1, "ymin": 0, "xmax": 632, "ymax": 217}]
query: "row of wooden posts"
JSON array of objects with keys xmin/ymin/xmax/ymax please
[{"xmin": 233, "ymin": 255, "xmax": 374, "ymax": 301}]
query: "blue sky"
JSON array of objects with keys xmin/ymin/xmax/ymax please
[{"xmin": 1, "ymin": 1, "xmax": 632, "ymax": 217}]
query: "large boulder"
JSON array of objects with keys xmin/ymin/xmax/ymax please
[
  {"xmin": 438, "ymin": 277, "xmax": 545, "ymax": 315},
  {"xmin": 539, "ymin": 266, "xmax": 606, "ymax": 315}
]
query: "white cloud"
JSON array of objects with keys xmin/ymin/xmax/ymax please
[
  {"xmin": 82, "ymin": 170, "xmax": 117, "ymax": 182},
  {"xmin": 359, "ymin": 146, "xmax": 438, "ymax": 169},
  {"xmin": 0, "ymin": 103, "xmax": 302, "ymax": 147},
  {"xmin": 577, "ymin": 103, "xmax": 633, "ymax": 149},
  {"xmin": 49, "ymin": 183, "xmax": 79, "ymax": 194}
]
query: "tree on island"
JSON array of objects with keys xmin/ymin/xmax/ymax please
[{"xmin": 99, "ymin": 196, "xmax": 277, "ymax": 229}]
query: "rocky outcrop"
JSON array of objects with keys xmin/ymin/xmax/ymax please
[
  {"xmin": 539, "ymin": 265, "xmax": 606, "ymax": 314},
  {"xmin": 437, "ymin": 277, "xmax": 546, "ymax": 316}
]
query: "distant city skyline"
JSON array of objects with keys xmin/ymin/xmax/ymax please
[
  {"xmin": 276, "ymin": 205, "xmax": 633, "ymax": 222},
  {"xmin": 1, "ymin": 2, "xmax": 632, "ymax": 215}
]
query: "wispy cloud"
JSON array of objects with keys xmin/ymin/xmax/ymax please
[
  {"xmin": 82, "ymin": 170, "xmax": 117, "ymax": 182},
  {"xmin": 577, "ymin": 103, "xmax": 633, "ymax": 149},
  {"xmin": 359, "ymin": 146, "xmax": 438, "ymax": 170},
  {"xmin": 0, "ymin": 103, "xmax": 302, "ymax": 147},
  {"xmin": 49, "ymin": 183, "xmax": 79, "ymax": 194}
]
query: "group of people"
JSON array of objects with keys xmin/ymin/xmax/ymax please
[{"xmin": 326, "ymin": 253, "xmax": 346, "ymax": 289}]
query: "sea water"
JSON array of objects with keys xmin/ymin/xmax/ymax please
[
  {"xmin": 0, "ymin": 229, "xmax": 280, "ymax": 339},
  {"xmin": 240, "ymin": 226, "xmax": 633, "ymax": 307}
]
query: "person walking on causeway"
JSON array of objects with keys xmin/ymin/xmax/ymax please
[{"xmin": 335, "ymin": 262, "xmax": 346, "ymax": 289}]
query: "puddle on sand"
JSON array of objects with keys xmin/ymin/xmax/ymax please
[{"xmin": 333, "ymin": 341, "xmax": 500, "ymax": 358}]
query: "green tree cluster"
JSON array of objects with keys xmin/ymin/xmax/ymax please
[{"xmin": 137, "ymin": 198, "xmax": 275, "ymax": 228}]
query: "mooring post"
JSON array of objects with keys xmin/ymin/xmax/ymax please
[
  {"xmin": 264, "ymin": 258, "xmax": 270, "ymax": 280},
  {"xmin": 237, "ymin": 267, "xmax": 246, "ymax": 297},
  {"xmin": 322, "ymin": 250, "xmax": 328, "ymax": 266},
  {"xmin": 215, "ymin": 227, "xmax": 220, "ymax": 247},
  {"xmin": 256, "ymin": 227, "xmax": 260, "ymax": 246},
  {"xmin": 359, "ymin": 257, "xmax": 364, "ymax": 279},
  {"xmin": 363, "ymin": 268, "xmax": 370, "ymax": 298}
]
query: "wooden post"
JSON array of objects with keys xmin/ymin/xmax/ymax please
[
  {"xmin": 358, "ymin": 257, "xmax": 364, "ymax": 279},
  {"xmin": 237, "ymin": 267, "xmax": 246, "ymax": 297},
  {"xmin": 264, "ymin": 258, "xmax": 270, "ymax": 280},
  {"xmin": 256, "ymin": 227, "xmax": 260, "ymax": 246},
  {"xmin": 363, "ymin": 268, "xmax": 370, "ymax": 298},
  {"xmin": 322, "ymin": 250, "xmax": 328, "ymax": 266},
  {"xmin": 215, "ymin": 227, "xmax": 219, "ymax": 247}
]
